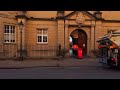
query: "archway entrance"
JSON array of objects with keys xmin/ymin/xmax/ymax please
[{"xmin": 70, "ymin": 29, "xmax": 87, "ymax": 56}]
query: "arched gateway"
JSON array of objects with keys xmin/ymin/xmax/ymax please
[{"xmin": 70, "ymin": 29, "xmax": 87, "ymax": 56}]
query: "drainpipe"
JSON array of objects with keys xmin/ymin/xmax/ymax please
[
  {"xmin": 94, "ymin": 19, "xmax": 96, "ymax": 51},
  {"xmin": 90, "ymin": 18, "xmax": 92, "ymax": 53},
  {"xmin": 64, "ymin": 17, "xmax": 65, "ymax": 50}
]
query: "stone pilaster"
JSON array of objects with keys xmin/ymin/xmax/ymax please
[
  {"xmin": 91, "ymin": 21, "xmax": 96, "ymax": 51},
  {"xmin": 93, "ymin": 11, "xmax": 102, "ymax": 19},
  {"xmin": 57, "ymin": 11, "xmax": 65, "ymax": 49},
  {"xmin": 65, "ymin": 20, "xmax": 69, "ymax": 50},
  {"xmin": 57, "ymin": 20, "xmax": 65, "ymax": 49},
  {"xmin": 95, "ymin": 20, "xmax": 102, "ymax": 49},
  {"xmin": 0, "ymin": 19, "xmax": 3, "ymax": 53}
]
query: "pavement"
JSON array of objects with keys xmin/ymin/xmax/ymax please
[{"xmin": 0, "ymin": 57, "xmax": 100, "ymax": 69}]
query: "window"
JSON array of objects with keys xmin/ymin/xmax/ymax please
[
  {"xmin": 37, "ymin": 28, "xmax": 48, "ymax": 43},
  {"xmin": 107, "ymin": 29, "xmax": 116, "ymax": 34},
  {"xmin": 4, "ymin": 25, "xmax": 16, "ymax": 43},
  {"xmin": 107, "ymin": 30, "xmax": 113, "ymax": 34}
]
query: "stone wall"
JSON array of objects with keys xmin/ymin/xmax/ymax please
[
  {"xmin": 25, "ymin": 20, "xmax": 58, "ymax": 57},
  {"xmin": 0, "ymin": 15, "xmax": 17, "ymax": 58}
]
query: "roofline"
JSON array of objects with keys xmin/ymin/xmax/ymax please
[
  {"xmin": 28, "ymin": 17, "xmax": 57, "ymax": 21},
  {"xmin": 65, "ymin": 11, "xmax": 96, "ymax": 19},
  {"xmin": 103, "ymin": 19, "xmax": 120, "ymax": 22}
]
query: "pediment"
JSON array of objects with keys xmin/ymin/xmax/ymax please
[{"xmin": 65, "ymin": 11, "xmax": 95, "ymax": 20}]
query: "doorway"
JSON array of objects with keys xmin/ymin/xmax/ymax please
[{"xmin": 70, "ymin": 29, "xmax": 87, "ymax": 56}]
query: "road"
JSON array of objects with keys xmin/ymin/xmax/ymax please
[{"xmin": 0, "ymin": 65, "xmax": 120, "ymax": 79}]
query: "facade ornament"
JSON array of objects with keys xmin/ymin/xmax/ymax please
[{"xmin": 75, "ymin": 12, "xmax": 85, "ymax": 26}]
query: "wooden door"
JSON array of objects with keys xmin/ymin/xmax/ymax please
[{"xmin": 78, "ymin": 30, "xmax": 87, "ymax": 55}]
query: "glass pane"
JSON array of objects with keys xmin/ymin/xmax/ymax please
[
  {"xmin": 8, "ymin": 34, "xmax": 15, "ymax": 43},
  {"xmin": 4, "ymin": 34, "xmax": 9, "ymax": 42},
  {"xmin": 5, "ymin": 35, "xmax": 9, "ymax": 42},
  {"xmin": 38, "ymin": 29, "xmax": 42, "ymax": 35},
  {"xmin": 4, "ymin": 35, "xmax": 6, "ymax": 40},
  {"xmin": 9, "ymin": 35, "xmax": 11, "ymax": 42},
  {"xmin": 6, "ymin": 40, "xmax": 9, "ymax": 42},
  {"xmin": 38, "ymin": 36, "xmax": 39, "ymax": 42},
  {"xmin": 5, "ymin": 25, "xmax": 6, "ymax": 29},
  {"xmin": 43, "ymin": 36, "xmax": 47, "ymax": 42},
  {"xmin": 5, "ymin": 34, "xmax": 8, "ymax": 39},
  {"xmin": 13, "ymin": 34, "xmax": 15, "ymax": 39},
  {"xmin": 13, "ymin": 30, "xmax": 15, "ymax": 33},
  {"xmin": 12, "ymin": 39, "xmax": 15, "ymax": 42},
  {"xmin": 5, "ymin": 25, "xmax": 9, "ymax": 29},
  {"xmin": 11, "ymin": 30, "xmax": 13, "ymax": 33},
  {"xmin": 7, "ymin": 29, "xmax": 9, "ymax": 33},
  {"xmin": 38, "ymin": 36, "xmax": 42, "ymax": 42},
  {"xmin": 4, "ymin": 30, "xmax": 7, "ymax": 33},
  {"xmin": 10, "ymin": 26, "xmax": 12, "ymax": 29},
  {"xmin": 43, "ymin": 29, "xmax": 47, "ymax": 35},
  {"xmin": 10, "ymin": 34, "xmax": 13, "ymax": 42},
  {"xmin": 4, "ymin": 25, "xmax": 15, "ymax": 40},
  {"xmin": 13, "ymin": 26, "xmax": 15, "ymax": 29}
]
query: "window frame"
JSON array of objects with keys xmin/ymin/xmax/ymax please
[
  {"xmin": 4, "ymin": 25, "xmax": 16, "ymax": 43},
  {"xmin": 37, "ymin": 28, "xmax": 48, "ymax": 44}
]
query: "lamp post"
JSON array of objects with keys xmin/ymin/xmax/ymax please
[{"xmin": 18, "ymin": 21, "xmax": 24, "ymax": 60}]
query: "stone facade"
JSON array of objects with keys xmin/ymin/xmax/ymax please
[{"xmin": 0, "ymin": 11, "xmax": 120, "ymax": 58}]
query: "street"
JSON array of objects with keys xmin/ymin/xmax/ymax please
[{"xmin": 0, "ymin": 64, "xmax": 120, "ymax": 79}]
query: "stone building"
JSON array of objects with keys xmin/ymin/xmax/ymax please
[{"xmin": 0, "ymin": 11, "xmax": 120, "ymax": 59}]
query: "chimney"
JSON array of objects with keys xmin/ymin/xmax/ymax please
[
  {"xmin": 94, "ymin": 11, "xmax": 102, "ymax": 19},
  {"xmin": 17, "ymin": 11, "xmax": 26, "ymax": 16},
  {"xmin": 57, "ymin": 11, "xmax": 65, "ymax": 19}
]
